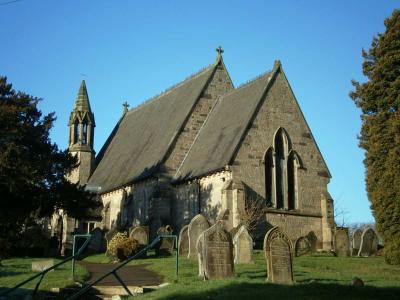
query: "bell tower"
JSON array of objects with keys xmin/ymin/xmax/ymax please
[{"xmin": 68, "ymin": 80, "xmax": 95, "ymax": 184}]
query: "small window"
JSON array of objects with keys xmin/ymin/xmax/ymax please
[
  {"xmin": 73, "ymin": 120, "xmax": 79, "ymax": 144},
  {"xmin": 82, "ymin": 122, "xmax": 88, "ymax": 145}
]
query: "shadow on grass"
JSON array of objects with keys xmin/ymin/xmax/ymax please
[
  {"xmin": 0, "ymin": 271, "xmax": 24, "ymax": 277},
  {"xmin": 155, "ymin": 282, "xmax": 400, "ymax": 300}
]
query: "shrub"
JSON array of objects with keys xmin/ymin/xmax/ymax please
[{"xmin": 106, "ymin": 232, "xmax": 139, "ymax": 261}]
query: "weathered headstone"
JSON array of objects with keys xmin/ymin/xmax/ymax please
[
  {"xmin": 188, "ymin": 214, "xmax": 210, "ymax": 258},
  {"xmin": 32, "ymin": 260, "xmax": 54, "ymax": 272},
  {"xmin": 263, "ymin": 227, "xmax": 293, "ymax": 284},
  {"xmin": 178, "ymin": 225, "xmax": 189, "ymax": 256},
  {"xmin": 197, "ymin": 222, "xmax": 234, "ymax": 280},
  {"xmin": 105, "ymin": 228, "xmax": 118, "ymax": 246},
  {"xmin": 334, "ymin": 228, "xmax": 350, "ymax": 257},
  {"xmin": 233, "ymin": 225, "xmax": 253, "ymax": 264},
  {"xmin": 351, "ymin": 229, "xmax": 362, "ymax": 256},
  {"xmin": 306, "ymin": 231, "xmax": 318, "ymax": 252},
  {"xmin": 129, "ymin": 226, "xmax": 148, "ymax": 247},
  {"xmin": 156, "ymin": 225, "xmax": 174, "ymax": 256},
  {"xmin": 358, "ymin": 227, "xmax": 378, "ymax": 257},
  {"xmin": 88, "ymin": 227, "xmax": 103, "ymax": 252},
  {"xmin": 294, "ymin": 236, "xmax": 311, "ymax": 257}
]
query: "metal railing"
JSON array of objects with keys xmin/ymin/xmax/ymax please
[
  {"xmin": 0, "ymin": 234, "xmax": 92, "ymax": 298},
  {"xmin": 67, "ymin": 234, "xmax": 179, "ymax": 300}
]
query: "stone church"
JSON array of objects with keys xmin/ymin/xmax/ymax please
[{"xmin": 57, "ymin": 49, "xmax": 335, "ymax": 252}]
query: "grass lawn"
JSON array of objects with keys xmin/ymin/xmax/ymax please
[
  {"xmin": 84, "ymin": 250, "xmax": 400, "ymax": 300},
  {"xmin": 2, "ymin": 251, "xmax": 399, "ymax": 299},
  {"xmin": 0, "ymin": 257, "xmax": 89, "ymax": 298}
]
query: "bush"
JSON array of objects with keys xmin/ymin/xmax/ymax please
[{"xmin": 106, "ymin": 232, "xmax": 139, "ymax": 261}]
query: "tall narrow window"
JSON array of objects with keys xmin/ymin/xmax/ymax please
[
  {"xmin": 287, "ymin": 152, "xmax": 296, "ymax": 210},
  {"xmin": 73, "ymin": 120, "xmax": 79, "ymax": 144},
  {"xmin": 274, "ymin": 131, "xmax": 285, "ymax": 209},
  {"xmin": 264, "ymin": 148, "xmax": 273, "ymax": 205},
  {"xmin": 82, "ymin": 121, "xmax": 88, "ymax": 145}
]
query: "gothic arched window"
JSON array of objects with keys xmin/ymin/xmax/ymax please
[
  {"xmin": 264, "ymin": 148, "xmax": 274, "ymax": 205},
  {"xmin": 274, "ymin": 129, "xmax": 288, "ymax": 209},
  {"xmin": 82, "ymin": 120, "xmax": 88, "ymax": 145},
  {"xmin": 73, "ymin": 119, "xmax": 79, "ymax": 144},
  {"xmin": 265, "ymin": 128, "xmax": 301, "ymax": 210}
]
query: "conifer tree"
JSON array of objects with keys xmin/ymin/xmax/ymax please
[
  {"xmin": 350, "ymin": 9, "xmax": 400, "ymax": 264},
  {"xmin": 0, "ymin": 76, "xmax": 99, "ymax": 254}
]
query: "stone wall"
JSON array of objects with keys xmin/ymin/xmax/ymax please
[
  {"xmin": 101, "ymin": 186, "xmax": 132, "ymax": 230},
  {"xmin": 231, "ymin": 69, "xmax": 333, "ymax": 248},
  {"xmin": 163, "ymin": 63, "xmax": 233, "ymax": 175}
]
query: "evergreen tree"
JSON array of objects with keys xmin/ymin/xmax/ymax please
[
  {"xmin": 350, "ymin": 9, "xmax": 400, "ymax": 264},
  {"xmin": 0, "ymin": 76, "xmax": 99, "ymax": 254}
]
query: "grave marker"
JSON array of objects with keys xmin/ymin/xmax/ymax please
[{"xmin": 263, "ymin": 227, "xmax": 293, "ymax": 284}]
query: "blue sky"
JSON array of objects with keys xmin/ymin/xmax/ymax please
[{"xmin": 1, "ymin": 0, "xmax": 398, "ymax": 224}]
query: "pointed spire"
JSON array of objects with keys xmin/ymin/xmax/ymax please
[{"xmin": 74, "ymin": 80, "xmax": 92, "ymax": 112}]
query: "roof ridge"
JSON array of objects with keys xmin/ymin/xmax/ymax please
[
  {"xmin": 126, "ymin": 62, "xmax": 216, "ymax": 116},
  {"xmin": 220, "ymin": 69, "xmax": 272, "ymax": 99}
]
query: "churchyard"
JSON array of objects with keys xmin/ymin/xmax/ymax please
[
  {"xmin": 2, "ymin": 250, "xmax": 399, "ymax": 299},
  {"xmin": 1, "ymin": 221, "xmax": 400, "ymax": 299}
]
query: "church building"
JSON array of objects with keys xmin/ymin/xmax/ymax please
[{"xmin": 62, "ymin": 48, "xmax": 335, "ymax": 251}]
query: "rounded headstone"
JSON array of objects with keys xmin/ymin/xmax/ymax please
[
  {"xmin": 178, "ymin": 225, "xmax": 189, "ymax": 256},
  {"xmin": 188, "ymin": 214, "xmax": 210, "ymax": 258},
  {"xmin": 358, "ymin": 228, "xmax": 378, "ymax": 257},
  {"xmin": 263, "ymin": 227, "xmax": 293, "ymax": 284},
  {"xmin": 294, "ymin": 236, "xmax": 311, "ymax": 257}
]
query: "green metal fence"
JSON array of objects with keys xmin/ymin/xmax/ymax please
[
  {"xmin": 0, "ymin": 234, "xmax": 92, "ymax": 298},
  {"xmin": 67, "ymin": 234, "xmax": 179, "ymax": 300}
]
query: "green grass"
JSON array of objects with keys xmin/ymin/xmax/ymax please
[
  {"xmin": 0, "ymin": 257, "xmax": 89, "ymax": 297},
  {"xmin": 2, "ymin": 252, "xmax": 400, "ymax": 299},
  {"xmin": 117, "ymin": 251, "xmax": 400, "ymax": 300}
]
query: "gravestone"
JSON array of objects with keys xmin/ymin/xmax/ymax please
[
  {"xmin": 358, "ymin": 228, "xmax": 378, "ymax": 257},
  {"xmin": 130, "ymin": 226, "xmax": 149, "ymax": 247},
  {"xmin": 32, "ymin": 260, "xmax": 54, "ymax": 272},
  {"xmin": 188, "ymin": 214, "xmax": 210, "ymax": 258},
  {"xmin": 306, "ymin": 231, "xmax": 318, "ymax": 252},
  {"xmin": 263, "ymin": 227, "xmax": 293, "ymax": 284},
  {"xmin": 197, "ymin": 222, "xmax": 234, "ymax": 280},
  {"xmin": 88, "ymin": 227, "xmax": 103, "ymax": 252},
  {"xmin": 351, "ymin": 229, "xmax": 362, "ymax": 256},
  {"xmin": 105, "ymin": 228, "xmax": 118, "ymax": 246},
  {"xmin": 334, "ymin": 228, "xmax": 350, "ymax": 257},
  {"xmin": 294, "ymin": 236, "xmax": 311, "ymax": 257},
  {"xmin": 233, "ymin": 225, "xmax": 253, "ymax": 264},
  {"xmin": 156, "ymin": 225, "xmax": 174, "ymax": 256},
  {"xmin": 178, "ymin": 225, "xmax": 189, "ymax": 256}
]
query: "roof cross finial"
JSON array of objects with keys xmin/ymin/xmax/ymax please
[
  {"xmin": 122, "ymin": 101, "xmax": 129, "ymax": 114},
  {"xmin": 216, "ymin": 46, "xmax": 224, "ymax": 58}
]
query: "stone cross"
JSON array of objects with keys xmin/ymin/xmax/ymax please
[
  {"xmin": 216, "ymin": 46, "xmax": 224, "ymax": 56},
  {"xmin": 122, "ymin": 101, "xmax": 129, "ymax": 114},
  {"xmin": 264, "ymin": 227, "xmax": 293, "ymax": 284}
]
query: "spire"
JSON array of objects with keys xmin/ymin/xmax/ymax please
[{"xmin": 74, "ymin": 80, "xmax": 92, "ymax": 112}]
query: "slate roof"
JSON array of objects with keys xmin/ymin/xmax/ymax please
[
  {"xmin": 174, "ymin": 67, "xmax": 276, "ymax": 181},
  {"xmin": 87, "ymin": 63, "xmax": 217, "ymax": 192}
]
